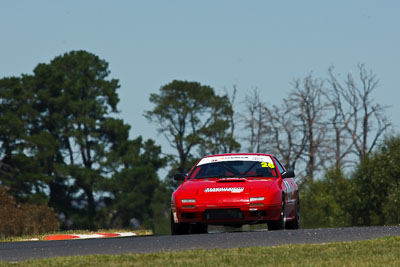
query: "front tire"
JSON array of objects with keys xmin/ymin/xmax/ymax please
[
  {"xmin": 170, "ymin": 211, "xmax": 189, "ymax": 235},
  {"xmin": 268, "ymin": 195, "xmax": 286, "ymax": 231},
  {"xmin": 285, "ymin": 194, "xmax": 300, "ymax": 229},
  {"xmin": 191, "ymin": 223, "xmax": 208, "ymax": 234}
]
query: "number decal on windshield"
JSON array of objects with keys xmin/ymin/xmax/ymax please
[
  {"xmin": 261, "ymin": 162, "xmax": 267, "ymax": 167},
  {"xmin": 261, "ymin": 162, "xmax": 275, "ymax": 168}
]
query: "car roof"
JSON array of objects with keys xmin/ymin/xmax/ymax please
[{"xmin": 202, "ymin": 153, "xmax": 275, "ymax": 158}]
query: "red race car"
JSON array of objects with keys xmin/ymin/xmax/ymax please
[{"xmin": 171, "ymin": 153, "xmax": 299, "ymax": 234}]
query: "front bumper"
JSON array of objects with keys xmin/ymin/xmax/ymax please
[{"xmin": 172, "ymin": 203, "xmax": 281, "ymax": 225}]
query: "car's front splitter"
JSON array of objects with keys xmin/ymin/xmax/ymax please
[{"xmin": 174, "ymin": 204, "xmax": 281, "ymax": 224}]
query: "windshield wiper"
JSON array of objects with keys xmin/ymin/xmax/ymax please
[
  {"xmin": 195, "ymin": 175, "xmax": 238, "ymax": 179},
  {"xmin": 244, "ymin": 174, "xmax": 270, "ymax": 178}
]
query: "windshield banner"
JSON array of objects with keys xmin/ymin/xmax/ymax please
[{"xmin": 198, "ymin": 155, "xmax": 273, "ymax": 166}]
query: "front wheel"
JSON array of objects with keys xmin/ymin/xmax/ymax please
[
  {"xmin": 267, "ymin": 195, "xmax": 286, "ymax": 231},
  {"xmin": 285, "ymin": 195, "xmax": 300, "ymax": 229},
  {"xmin": 191, "ymin": 223, "xmax": 208, "ymax": 234},
  {"xmin": 170, "ymin": 211, "xmax": 189, "ymax": 235}
]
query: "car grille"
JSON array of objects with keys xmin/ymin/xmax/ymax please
[{"xmin": 203, "ymin": 209, "xmax": 243, "ymax": 220}]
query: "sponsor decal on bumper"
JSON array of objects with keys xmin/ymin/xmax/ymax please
[{"xmin": 204, "ymin": 187, "xmax": 244, "ymax": 193}]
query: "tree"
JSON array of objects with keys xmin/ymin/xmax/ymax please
[
  {"xmin": 198, "ymin": 85, "xmax": 240, "ymax": 155},
  {"xmin": 31, "ymin": 50, "xmax": 133, "ymax": 229},
  {"xmin": 301, "ymin": 136, "xmax": 400, "ymax": 229},
  {"xmin": 1, "ymin": 50, "xmax": 169, "ymax": 232},
  {"xmin": 241, "ymin": 88, "xmax": 305, "ymax": 171},
  {"xmin": 289, "ymin": 75, "xmax": 330, "ymax": 181},
  {"xmin": 351, "ymin": 136, "xmax": 400, "ymax": 226},
  {"xmin": 0, "ymin": 76, "xmax": 51, "ymax": 204},
  {"xmin": 324, "ymin": 82, "xmax": 354, "ymax": 169},
  {"xmin": 241, "ymin": 81, "xmax": 327, "ymax": 180},
  {"xmin": 300, "ymin": 167, "xmax": 352, "ymax": 228},
  {"xmin": 104, "ymin": 136, "xmax": 167, "ymax": 230},
  {"xmin": 263, "ymin": 99, "xmax": 306, "ymax": 172},
  {"xmin": 241, "ymin": 88, "xmax": 270, "ymax": 153},
  {"xmin": 145, "ymin": 80, "xmax": 238, "ymax": 182},
  {"xmin": 327, "ymin": 64, "xmax": 391, "ymax": 162}
]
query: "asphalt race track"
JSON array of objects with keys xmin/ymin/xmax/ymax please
[{"xmin": 1, "ymin": 226, "xmax": 399, "ymax": 261}]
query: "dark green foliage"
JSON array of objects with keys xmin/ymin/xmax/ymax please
[
  {"xmin": 350, "ymin": 136, "xmax": 400, "ymax": 225},
  {"xmin": 383, "ymin": 183, "xmax": 400, "ymax": 224},
  {"xmin": 148, "ymin": 181, "xmax": 172, "ymax": 234},
  {"xmin": 145, "ymin": 80, "xmax": 239, "ymax": 188},
  {"xmin": 104, "ymin": 137, "xmax": 167, "ymax": 231},
  {"xmin": 301, "ymin": 136, "xmax": 400, "ymax": 228},
  {"xmin": 301, "ymin": 167, "xmax": 352, "ymax": 228},
  {"xmin": 2, "ymin": 51, "xmax": 397, "ymax": 235},
  {"xmin": 29, "ymin": 51, "xmax": 123, "ymax": 229},
  {"xmin": 0, "ymin": 76, "xmax": 51, "ymax": 204},
  {"xmin": 0, "ymin": 50, "xmax": 168, "ymax": 233}
]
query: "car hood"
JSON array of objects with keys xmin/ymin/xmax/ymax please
[{"xmin": 178, "ymin": 178, "xmax": 277, "ymax": 196}]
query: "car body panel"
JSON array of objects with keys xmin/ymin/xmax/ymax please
[{"xmin": 171, "ymin": 153, "xmax": 298, "ymax": 227}]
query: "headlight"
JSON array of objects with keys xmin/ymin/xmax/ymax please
[
  {"xmin": 181, "ymin": 199, "xmax": 196, "ymax": 203},
  {"xmin": 250, "ymin": 197, "xmax": 265, "ymax": 202}
]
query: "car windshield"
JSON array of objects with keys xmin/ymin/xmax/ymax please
[{"xmin": 188, "ymin": 160, "xmax": 279, "ymax": 179}]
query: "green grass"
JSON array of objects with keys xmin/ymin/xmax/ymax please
[
  {"xmin": 0, "ymin": 229, "xmax": 153, "ymax": 242},
  {"xmin": 1, "ymin": 236, "xmax": 399, "ymax": 266}
]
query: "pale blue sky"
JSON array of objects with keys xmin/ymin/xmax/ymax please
[{"xmin": 1, "ymin": 1, "xmax": 399, "ymax": 157}]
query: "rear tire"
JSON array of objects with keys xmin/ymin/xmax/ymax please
[
  {"xmin": 285, "ymin": 195, "xmax": 300, "ymax": 230},
  {"xmin": 170, "ymin": 211, "xmax": 189, "ymax": 235},
  {"xmin": 268, "ymin": 195, "xmax": 286, "ymax": 231}
]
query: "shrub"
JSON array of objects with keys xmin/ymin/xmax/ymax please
[
  {"xmin": 383, "ymin": 183, "xmax": 400, "ymax": 225},
  {"xmin": 300, "ymin": 167, "xmax": 352, "ymax": 228},
  {"xmin": 0, "ymin": 186, "xmax": 59, "ymax": 238}
]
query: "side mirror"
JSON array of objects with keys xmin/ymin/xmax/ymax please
[
  {"xmin": 282, "ymin": 170, "xmax": 295, "ymax": 179},
  {"xmin": 173, "ymin": 173, "xmax": 186, "ymax": 181}
]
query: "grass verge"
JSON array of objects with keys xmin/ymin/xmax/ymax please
[
  {"xmin": 0, "ymin": 229, "xmax": 153, "ymax": 242},
  {"xmin": 1, "ymin": 236, "xmax": 399, "ymax": 266}
]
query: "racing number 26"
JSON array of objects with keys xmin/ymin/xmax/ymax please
[{"xmin": 261, "ymin": 162, "xmax": 275, "ymax": 168}]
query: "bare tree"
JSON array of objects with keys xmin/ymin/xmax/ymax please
[
  {"xmin": 325, "ymin": 68, "xmax": 355, "ymax": 169},
  {"xmin": 241, "ymin": 82, "xmax": 328, "ymax": 182},
  {"xmin": 289, "ymin": 75, "xmax": 330, "ymax": 181},
  {"xmin": 225, "ymin": 85, "xmax": 239, "ymax": 153},
  {"xmin": 240, "ymin": 65, "xmax": 390, "ymax": 182},
  {"xmin": 263, "ymin": 100, "xmax": 306, "ymax": 172},
  {"xmin": 241, "ymin": 88, "xmax": 270, "ymax": 153},
  {"xmin": 327, "ymin": 64, "xmax": 391, "ymax": 162}
]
